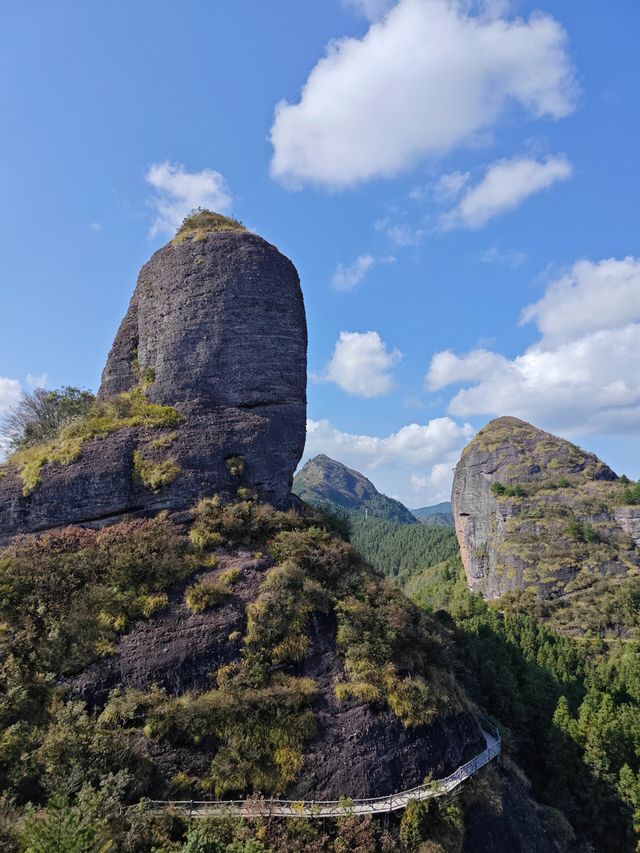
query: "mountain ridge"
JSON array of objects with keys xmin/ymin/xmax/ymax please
[{"xmin": 293, "ymin": 453, "xmax": 417, "ymax": 524}]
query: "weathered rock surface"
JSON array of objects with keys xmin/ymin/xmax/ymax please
[
  {"xmin": 68, "ymin": 549, "xmax": 484, "ymax": 800},
  {"xmin": 293, "ymin": 454, "xmax": 417, "ymax": 524},
  {"xmin": 0, "ymin": 229, "xmax": 307, "ymax": 541},
  {"xmin": 452, "ymin": 416, "xmax": 640, "ymax": 600}
]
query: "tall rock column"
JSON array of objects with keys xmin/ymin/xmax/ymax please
[{"xmin": 0, "ymin": 220, "xmax": 307, "ymax": 540}]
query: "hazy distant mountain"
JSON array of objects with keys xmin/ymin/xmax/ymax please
[
  {"xmin": 411, "ymin": 502, "xmax": 454, "ymax": 526},
  {"xmin": 293, "ymin": 454, "xmax": 416, "ymax": 524}
]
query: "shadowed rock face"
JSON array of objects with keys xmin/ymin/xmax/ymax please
[
  {"xmin": 452, "ymin": 416, "xmax": 640, "ymax": 600},
  {"xmin": 0, "ymin": 230, "xmax": 307, "ymax": 540}
]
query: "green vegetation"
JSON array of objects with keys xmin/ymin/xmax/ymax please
[
  {"xmin": 184, "ymin": 577, "xmax": 231, "ymax": 613},
  {"xmin": 623, "ymin": 481, "xmax": 640, "ymax": 504},
  {"xmin": 404, "ymin": 555, "xmax": 640, "ymax": 852},
  {"xmin": 491, "ymin": 481, "xmax": 528, "ymax": 498},
  {"xmin": 0, "ymin": 386, "xmax": 95, "ymax": 452},
  {"xmin": 133, "ymin": 450, "xmax": 181, "ymax": 490},
  {"xmin": 347, "ymin": 515, "xmax": 460, "ymax": 584},
  {"xmin": 0, "ymin": 495, "xmax": 467, "ymax": 851},
  {"xmin": 2, "ymin": 384, "xmax": 182, "ymax": 496},
  {"xmin": 173, "ymin": 209, "xmax": 247, "ymax": 244}
]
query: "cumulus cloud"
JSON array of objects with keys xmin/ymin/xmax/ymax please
[
  {"xmin": 304, "ymin": 415, "xmax": 474, "ymax": 504},
  {"xmin": 321, "ymin": 331, "xmax": 402, "ymax": 397},
  {"xmin": 440, "ymin": 154, "xmax": 572, "ymax": 229},
  {"xmin": 426, "ymin": 348, "xmax": 509, "ymax": 390},
  {"xmin": 146, "ymin": 162, "xmax": 233, "ymax": 237},
  {"xmin": 426, "ymin": 257, "xmax": 640, "ymax": 435},
  {"xmin": 520, "ymin": 257, "xmax": 640, "ymax": 348},
  {"xmin": 270, "ymin": 0, "xmax": 577, "ymax": 188}
]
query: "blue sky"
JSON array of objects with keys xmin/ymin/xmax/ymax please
[{"xmin": 1, "ymin": 0, "xmax": 639, "ymax": 505}]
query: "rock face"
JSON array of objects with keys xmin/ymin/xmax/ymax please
[
  {"xmin": 452, "ymin": 416, "xmax": 640, "ymax": 600},
  {"xmin": 68, "ymin": 546, "xmax": 484, "ymax": 801},
  {"xmin": 293, "ymin": 454, "xmax": 416, "ymax": 524},
  {"xmin": 0, "ymin": 227, "xmax": 307, "ymax": 540}
]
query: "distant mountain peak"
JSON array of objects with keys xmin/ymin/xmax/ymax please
[{"xmin": 293, "ymin": 454, "xmax": 416, "ymax": 524}]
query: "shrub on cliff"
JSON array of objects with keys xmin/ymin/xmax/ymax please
[{"xmin": 1, "ymin": 386, "xmax": 95, "ymax": 452}]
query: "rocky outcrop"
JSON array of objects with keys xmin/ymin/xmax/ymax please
[
  {"xmin": 68, "ymin": 548, "xmax": 484, "ymax": 801},
  {"xmin": 452, "ymin": 416, "xmax": 639, "ymax": 600},
  {"xmin": 293, "ymin": 454, "xmax": 416, "ymax": 524},
  {"xmin": 0, "ymin": 225, "xmax": 307, "ymax": 541}
]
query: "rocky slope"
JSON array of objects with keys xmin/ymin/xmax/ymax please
[
  {"xmin": 0, "ymin": 213, "xmax": 307, "ymax": 541},
  {"xmin": 452, "ymin": 416, "xmax": 640, "ymax": 600},
  {"xmin": 293, "ymin": 454, "xmax": 416, "ymax": 524}
]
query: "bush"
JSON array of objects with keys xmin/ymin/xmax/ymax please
[
  {"xmin": 185, "ymin": 579, "xmax": 230, "ymax": 613},
  {"xmin": 3, "ymin": 385, "xmax": 181, "ymax": 496},
  {"xmin": 623, "ymin": 482, "xmax": 640, "ymax": 505},
  {"xmin": 133, "ymin": 451, "xmax": 180, "ymax": 491},
  {"xmin": 1, "ymin": 386, "xmax": 95, "ymax": 453}
]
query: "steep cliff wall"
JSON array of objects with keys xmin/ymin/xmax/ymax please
[{"xmin": 452, "ymin": 416, "xmax": 640, "ymax": 599}]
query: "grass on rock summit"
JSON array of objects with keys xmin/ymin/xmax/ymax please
[{"xmin": 172, "ymin": 209, "xmax": 248, "ymax": 245}]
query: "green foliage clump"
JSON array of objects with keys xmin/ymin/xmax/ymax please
[
  {"xmin": 142, "ymin": 674, "xmax": 318, "ymax": 797},
  {"xmin": 491, "ymin": 481, "xmax": 528, "ymax": 498},
  {"xmin": 565, "ymin": 519, "xmax": 601, "ymax": 543},
  {"xmin": 1, "ymin": 386, "xmax": 95, "ymax": 452},
  {"xmin": 190, "ymin": 495, "xmax": 305, "ymax": 550},
  {"xmin": 185, "ymin": 578, "xmax": 230, "ymax": 613},
  {"xmin": 133, "ymin": 450, "xmax": 180, "ymax": 491},
  {"xmin": 623, "ymin": 481, "xmax": 640, "ymax": 505},
  {"xmin": 173, "ymin": 209, "xmax": 247, "ymax": 244},
  {"xmin": 5, "ymin": 385, "xmax": 182, "ymax": 496}
]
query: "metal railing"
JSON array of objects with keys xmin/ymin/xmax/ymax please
[{"xmin": 145, "ymin": 721, "xmax": 501, "ymax": 819}]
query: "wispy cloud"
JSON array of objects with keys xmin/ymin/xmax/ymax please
[{"xmin": 440, "ymin": 155, "xmax": 572, "ymax": 230}]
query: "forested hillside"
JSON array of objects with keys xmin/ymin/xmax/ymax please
[
  {"xmin": 404, "ymin": 556, "xmax": 640, "ymax": 852},
  {"xmin": 348, "ymin": 515, "xmax": 460, "ymax": 584}
]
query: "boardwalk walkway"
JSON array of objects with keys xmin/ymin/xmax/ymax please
[{"xmin": 146, "ymin": 722, "xmax": 501, "ymax": 819}]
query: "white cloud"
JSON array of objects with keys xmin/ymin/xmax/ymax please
[
  {"xmin": 304, "ymin": 415, "xmax": 474, "ymax": 504},
  {"xmin": 0, "ymin": 378, "xmax": 21, "ymax": 416},
  {"xmin": 426, "ymin": 348, "xmax": 509, "ymax": 390},
  {"xmin": 440, "ymin": 154, "xmax": 572, "ymax": 229},
  {"xmin": 146, "ymin": 162, "xmax": 233, "ymax": 237},
  {"xmin": 0, "ymin": 378, "xmax": 22, "ymax": 458},
  {"xmin": 270, "ymin": 0, "xmax": 577, "ymax": 188},
  {"xmin": 432, "ymin": 169, "xmax": 470, "ymax": 202},
  {"xmin": 321, "ymin": 331, "xmax": 402, "ymax": 397},
  {"xmin": 344, "ymin": 0, "xmax": 395, "ymax": 20},
  {"xmin": 520, "ymin": 257, "xmax": 640, "ymax": 349},
  {"xmin": 331, "ymin": 255, "xmax": 376, "ymax": 291},
  {"xmin": 479, "ymin": 246, "xmax": 527, "ymax": 267},
  {"xmin": 426, "ymin": 257, "xmax": 640, "ymax": 436},
  {"xmin": 375, "ymin": 217, "xmax": 425, "ymax": 247}
]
